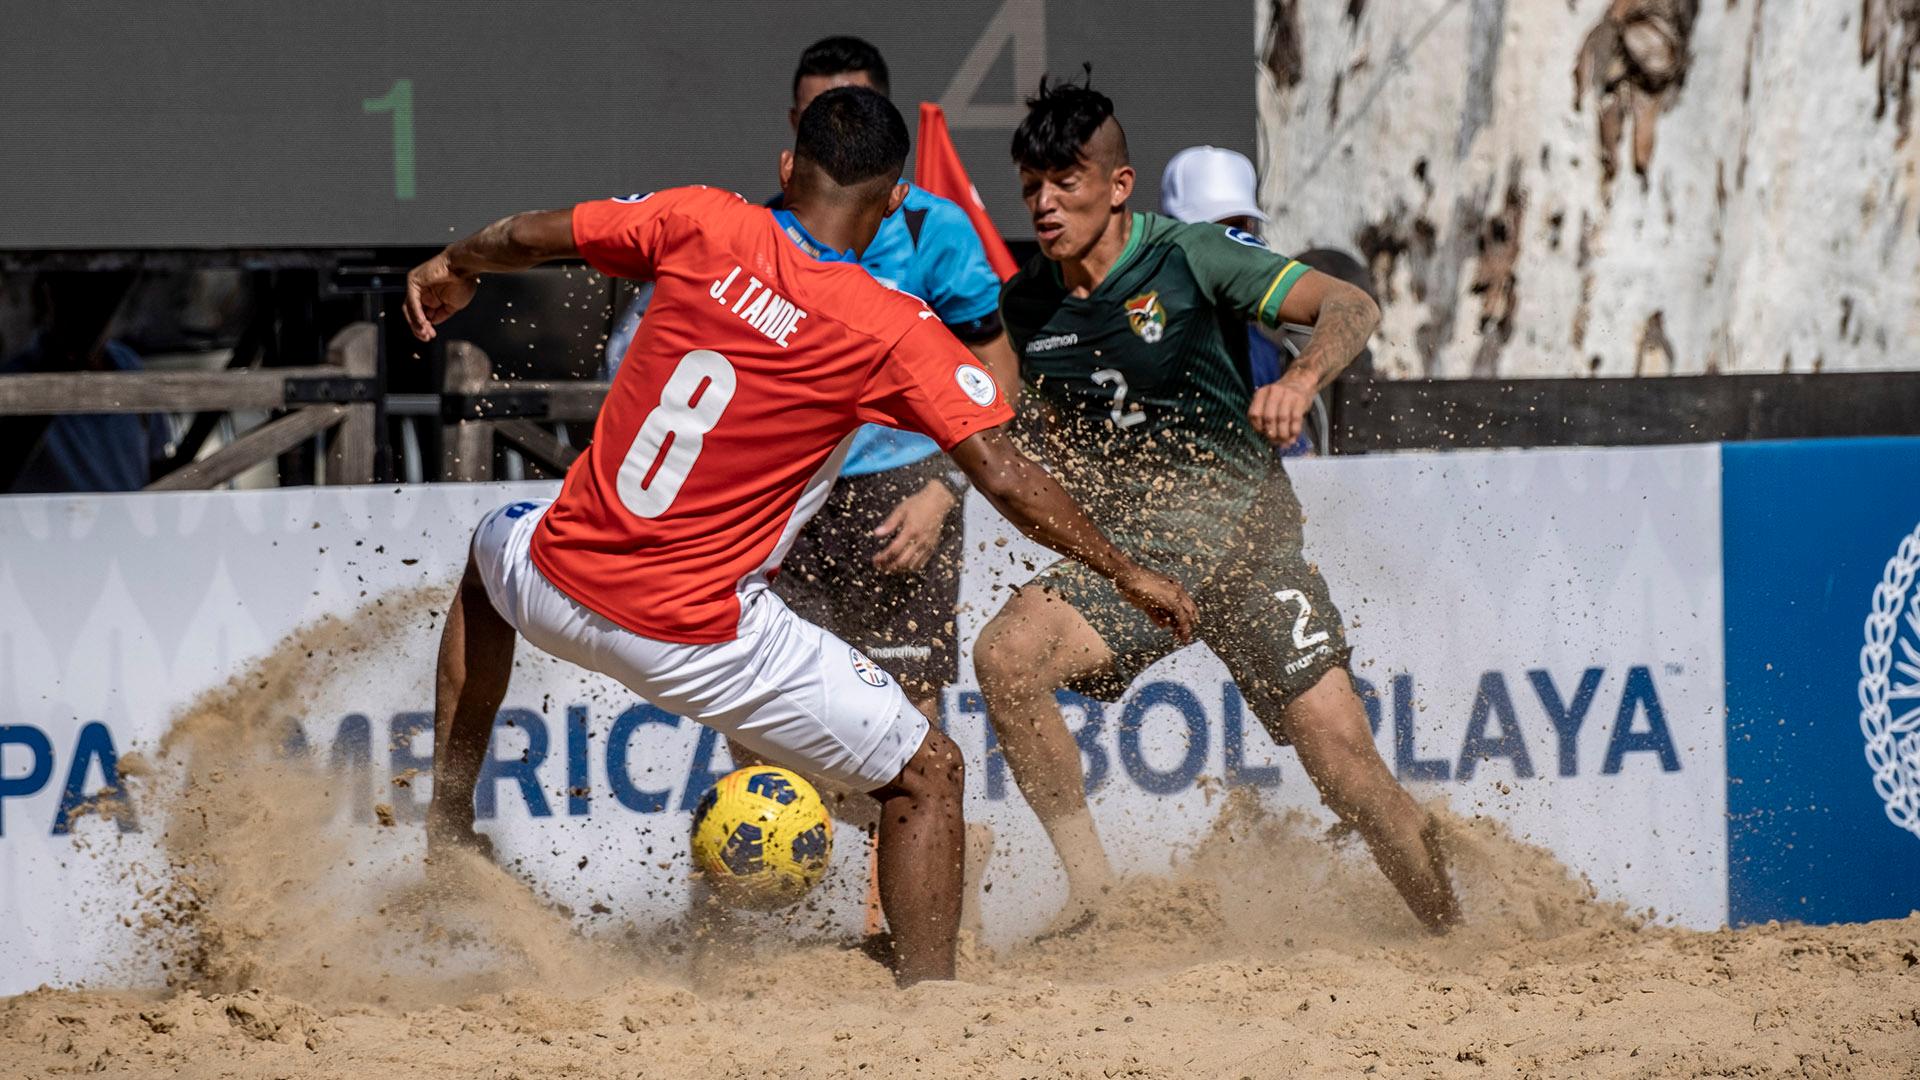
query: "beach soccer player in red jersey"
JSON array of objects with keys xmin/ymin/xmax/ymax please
[{"xmin": 403, "ymin": 87, "xmax": 1197, "ymax": 985}]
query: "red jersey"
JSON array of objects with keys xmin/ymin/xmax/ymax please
[{"xmin": 530, "ymin": 186, "xmax": 1012, "ymax": 643}]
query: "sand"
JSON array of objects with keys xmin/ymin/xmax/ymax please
[{"xmin": 4, "ymin": 599, "xmax": 1918, "ymax": 1078}]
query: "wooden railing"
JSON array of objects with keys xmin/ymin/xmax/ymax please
[
  {"xmin": 1, "ymin": 327, "xmax": 615, "ymax": 490},
  {"xmin": 0, "ymin": 323, "xmax": 379, "ymax": 490},
  {"xmin": 439, "ymin": 341, "xmax": 608, "ymax": 481}
]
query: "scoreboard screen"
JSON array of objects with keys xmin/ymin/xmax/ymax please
[{"xmin": 0, "ymin": 0, "xmax": 1253, "ymax": 250}]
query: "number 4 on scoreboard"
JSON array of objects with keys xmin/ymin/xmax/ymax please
[{"xmin": 363, "ymin": 79, "xmax": 416, "ymax": 201}]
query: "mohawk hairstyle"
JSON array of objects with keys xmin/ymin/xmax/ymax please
[
  {"xmin": 1010, "ymin": 69, "xmax": 1128, "ymax": 172},
  {"xmin": 794, "ymin": 85, "xmax": 909, "ymax": 187}
]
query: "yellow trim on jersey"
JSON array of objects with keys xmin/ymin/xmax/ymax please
[{"xmin": 1257, "ymin": 260, "xmax": 1309, "ymax": 327}]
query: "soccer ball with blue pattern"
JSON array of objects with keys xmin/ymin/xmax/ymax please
[{"xmin": 689, "ymin": 766, "xmax": 833, "ymax": 909}]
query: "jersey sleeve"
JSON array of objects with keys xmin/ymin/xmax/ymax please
[
  {"xmin": 857, "ymin": 315, "xmax": 1014, "ymax": 449},
  {"xmin": 571, "ymin": 187, "xmax": 712, "ymax": 280},
  {"xmin": 1175, "ymin": 222, "xmax": 1312, "ymax": 329},
  {"xmin": 917, "ymin": 200, "xmax": 1005, "ymax": 339}
]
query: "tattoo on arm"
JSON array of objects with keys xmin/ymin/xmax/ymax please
[{"xmin": 1287, "ymin": 288, "xmax": 1379, "ymax": 391}]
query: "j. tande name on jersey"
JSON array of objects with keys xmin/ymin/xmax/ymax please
[{"xmin": 710, "ymin": 266, "xmax": 808, "ymax": 348}]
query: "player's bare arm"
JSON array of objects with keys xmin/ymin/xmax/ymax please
[
  {"xmin": 1247, "ymin": 273, "xmax": 1380, "ymax": 445},
  {"xmin": 870, "ymin": 333, "xmax": 1019, "ymax": 575},
  {"xmin": 404, "ymin": 209, "xmax": 578, "ymax": 341},
  {"xmin": 948, "ymin": 427, "xmax": 1197, "ymax": 641}
]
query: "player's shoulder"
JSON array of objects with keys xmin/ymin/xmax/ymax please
[
  {"xmin": 1149, "ymin": 212, "xmax": 1266, "ymax": 254},
  {"xmin": 815, "ymin": 260, "xmax": 941, "ymax": 337},
  {"xmin": 606, "ymin": 185, "xmax": 752, "ymax": 219},
  {"xmin": 898, "ymin": 184, "xmax": 973, "ymax": 232},
  {"xmin": 895, "ymin": 185, "xmax": 990, "ymax": 262},
  {"xmin": 675, "ymin": 185, "xmax": 756, "ymax": 214}
]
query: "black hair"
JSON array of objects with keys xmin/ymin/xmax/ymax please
[
  {"xmin": 793, "ymin": 36, "xmax": 891, "ymax": 100},
  {"xmin": 1011, "ymin": 72, "xmax": 1126, "ymax": 172},
  {"xmin": 794, "ymin": 85, "xmax": 909, "ymax": 187}
]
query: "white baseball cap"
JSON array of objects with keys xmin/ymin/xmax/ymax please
[{"xmin": 1160, "ymin": 146, "xmax": 1267, "ymax": 225}]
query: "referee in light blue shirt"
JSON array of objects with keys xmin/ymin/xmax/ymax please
[{"xmin": 605, "ymin": 37, "xmax": 1013, "ymax": 725}]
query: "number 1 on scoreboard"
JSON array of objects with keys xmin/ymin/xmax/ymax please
[{"xmin": 363, "ymin": 79, "xmax": 416, "ymax": 201}]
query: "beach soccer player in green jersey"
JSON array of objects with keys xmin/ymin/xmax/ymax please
[{"xmin": 974, "ymin": 78, "xmax": 1461, "ymax": 934}]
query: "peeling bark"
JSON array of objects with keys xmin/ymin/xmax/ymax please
[
  {"xmin": 1355, "ymin": 203, "xmax": 1438, "ymax": 306},
  {"xmin": 1264, "ymin": 0, "xmax": 1306, "ymax": 88},
  {"xmin": 1469, "ymin": 162, "xmax": 1528, "ymax": 376},
  {"xmin": 1635, "ymin": 311, "xmax": 1676, "ymax": 374},
  {"xmin": 1574, "ymin": 0, "xmax": 1701, "ymax": 183},
  {"xmin": 1862, "ymin": 0, "xmax": 1920, "ymax": 140}
]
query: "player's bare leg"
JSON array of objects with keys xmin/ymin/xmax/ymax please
[
  {"xmin": 974, "ymin": 586, "xmax": 1119, "ymax": 917},
  {"xmin": 711, "ymin": 692, "xmax": 992, "ymax": 966},
  {"xmin": 1265, "ymin": 667, "xmax": 1461, "ymax": 933},
  {"xmin": 425, "ymin": 549, "xmax": 516, "ymax": 860},
  {"xmin": 866, "ymin": 726, "xmax": 967, "ymax": 985},
  {"xmin": 960, "ymin": 820, "xmax": 996, "ymax": 938}
]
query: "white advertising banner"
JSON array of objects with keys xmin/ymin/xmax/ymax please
[
  {"xmin": 955, "ymin": 444, "xmax": 1727, "ymax": 937},
  {"xmin": 0, "ymin": 445, "xmax": 1727, "ymax": 995}
]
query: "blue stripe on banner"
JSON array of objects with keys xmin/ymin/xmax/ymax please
[{"xmin": 1722, "ymin": 437, "xmax": 1920, "ymax": 926}]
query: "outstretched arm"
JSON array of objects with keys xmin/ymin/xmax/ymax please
[
  {"xmin": 948, "ymin": 427, "xmax": 1197, "ymax": 641},
  {"xmin": 1248, "ymin": 272, "xmax": 1380, "ymax": 445},
  {"xmin": 404, "ymin": 209, "xmax": 577, "ymax": 341}
]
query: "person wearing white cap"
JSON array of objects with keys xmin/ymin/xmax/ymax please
[
  {"xmin": 1160, "ymin": 145, "xmax": 1268, "ymax": 235},
  {"xmin": 1160, "ymin": 145, "xmax": 1319, "ymax": 455}
]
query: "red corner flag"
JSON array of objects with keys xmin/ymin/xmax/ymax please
[{"xmin": 916, "ymin": 103, "xmax": 1019, "ymax": 281}]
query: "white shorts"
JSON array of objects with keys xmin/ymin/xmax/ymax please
[{"xmin": 471, "ymin": 500, "xmax": 929, "ymax": 792}]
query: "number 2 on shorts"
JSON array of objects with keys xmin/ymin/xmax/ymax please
[
  {"xmin": 1273, "ymin": 588, "xmax": 1330, "ymax": 650},
  {"xmin": 617, "ymin": 349, "xmax": 738, "ymax": 518}
]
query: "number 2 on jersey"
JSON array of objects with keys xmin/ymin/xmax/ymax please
[
  {"xmin": 1091, "ymin": 368, "xmax": 1148, "ymax": 429},
  {"xmin": 617, "ymin": 350, "xmax": 738, "ymax": 518}
]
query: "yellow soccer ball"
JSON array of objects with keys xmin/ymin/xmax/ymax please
[{"xmin": 689, "ymin": 766, "xmax": 833, "ymax": 909}]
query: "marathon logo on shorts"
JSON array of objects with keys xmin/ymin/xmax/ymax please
[
  {"xmin": 1284, "ymin": 643, "xmax": 1333, "ymax": 676},
  {"xmin": 849, "ymin": 647, "xmax": 890, "ymax": 688},
  {"xmin": 866, "ymin": 644, "xmax": 933, "ymax": 661}
]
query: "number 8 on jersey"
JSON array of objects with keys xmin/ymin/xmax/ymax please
[{"xmin": 617, "ymin": 349, "xmax": 738, "ymax": 518}]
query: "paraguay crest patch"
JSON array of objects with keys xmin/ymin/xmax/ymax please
[{"xmin": 1124, "ymin": 290, "xmax": 1166, "ymax": 343}]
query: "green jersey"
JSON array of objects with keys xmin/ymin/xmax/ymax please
[{"xmin": 1000, "ymin": 212, "xmax": 1310, "ymax": 537}]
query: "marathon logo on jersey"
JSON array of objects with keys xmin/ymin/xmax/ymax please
[
  {"xmin": 849, "ymin": 647, "xmax": 890, "ymax": 688},
  {"xmin": 1025, "ymin": 332, "xmax": 1079, "ymax": 354},
  {"xmin": 708, "ymin": 266, "xmax": 808, "ymax": 348},
  {"xmin": 955, "ymin": 364, "xmax": 998, "ymax": 407},
  {"xmin": 1125, "ymin": 291, "xmax": 1167, "ymax": 343},
  {"xmin": 612, "ymin": 192, "xmax": 654, "ymax": 204}
]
